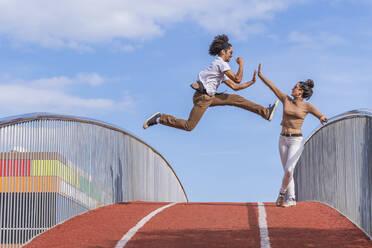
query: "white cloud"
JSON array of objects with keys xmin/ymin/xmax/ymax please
[
  {"xmin": 76, "ymin": 73, "xmax": 104, "ymax": 86},
  {"xmin": 330, "ymin": 0, "xmax": 372, "ymax": 5},
  {"xmin": 0, "ymin": 0, "xmax": 299, "ymax": 50},
  {"xmin": 5, "ymin": 73, "xmax": 104, "ymax": 89},
  {"xmin": 120, "ymin": 45, "xmax": 136, "ymax": 53},
  {"xmin": 0, "ymin": 74, "xmax": 134, "ymax": 115},
  {"xmin": 110, "ymin": 42, "xmax": 143, "ymax": 53},
  {"xmin": 288, "ymin": 31, "xmax": 347, "ymax": 49}
]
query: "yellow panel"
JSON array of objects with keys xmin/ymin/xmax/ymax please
[
  {"xmin": 31, "ymin": 160, "xmax": 62, "ymax": 176},
  {"xmin": 31, "ymin": 159, "xmax": 81, "ymax": 188}
]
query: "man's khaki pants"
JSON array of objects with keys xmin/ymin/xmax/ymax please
[{"xmin": 160, "ymin": 91, "xmax": 270, "ymax": 131}]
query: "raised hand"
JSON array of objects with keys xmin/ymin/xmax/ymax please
[
  {"xmin": 252, "ymin": 70, "xmax": 257, "ymax": 83},
  {"xmin": 258, "ymin": 63, "xmax": 262, "ymax": 75},
  {"xmin": 236, "ymin": 57, "xmax": 244, "ymax": 65}
]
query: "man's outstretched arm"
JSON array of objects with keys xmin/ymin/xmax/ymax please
[
  {"xmin": 224, "ymin": 57, "xmax": 244, "ymax": 83},
  {"xmin": 224, "ymin": 70, "xmax": 256, "ymax": 91}
]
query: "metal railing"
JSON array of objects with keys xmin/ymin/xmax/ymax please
[
  {"xmin": 0, "ymin": 113, "xmax": 188, "ymax": 247},
  {"xmin": 294, "ymin": 109, "xmax": 372, "ymax": 239}
]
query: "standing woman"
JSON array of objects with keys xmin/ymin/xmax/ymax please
[
  {"xmin": 143, "ymin": 34, "xmax": 278, "ymax": 131},
  {"xmin": 257, "ymin": 63, "xmax": 328, "ymax": 207}
]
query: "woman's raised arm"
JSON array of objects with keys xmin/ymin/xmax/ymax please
[{"xmin": 257, "ymin": 63, "xmax": 287, "ymax": 102}]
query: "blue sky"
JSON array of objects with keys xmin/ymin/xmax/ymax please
[{"xmin": 0, "ymin": 0, "xmax": 371, "ymax": 202}]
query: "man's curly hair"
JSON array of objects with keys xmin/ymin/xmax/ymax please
[{"xmin": 209, "ymin": 34, "xmax": 232, "ymax": 56}]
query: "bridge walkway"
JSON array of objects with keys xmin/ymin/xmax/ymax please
[{"xmin": 24, "ymin": 201, "xmax": 372, "ymax": 248}]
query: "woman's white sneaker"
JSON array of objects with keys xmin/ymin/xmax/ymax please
[
  {"xmin": 276, "ymin": 192, "xmax": 285, "ymax": 207},
  {"xmin": 282, "ymin": 198, "xmax": 296, "ymax": 207}
]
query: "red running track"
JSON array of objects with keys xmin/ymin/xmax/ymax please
[{"xmin": 24, "ymin": 202, "xmax": 372, "ymax": 248}]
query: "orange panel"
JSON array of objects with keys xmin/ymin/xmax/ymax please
[{"xmin": 0, "ymin": 176, "xmax": 61, "ymax": 193}]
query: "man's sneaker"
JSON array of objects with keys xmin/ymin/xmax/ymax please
[
  {"xmin": 143, "ymin": 112, "xmax": 161, "ymax": 129},
  {"xmin": 190, "ymin": 82, "xmax": 200, "ymax": 91},
  {"xmin": 282, "ymin": 197, "xmax": 296, "ymax": 208},
  {"xmin": 276, "ymin": 192, "xmax": 285, "ymax": 207},
  {"xmin": 267, "ymin": 100, "xmax": 279, "ymax": 121}
]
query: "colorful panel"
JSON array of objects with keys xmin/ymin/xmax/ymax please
[
  {"xmin": 0, "ymin": 160, "xmax": 31, "ymax": 176},
  {"xmin": 31, "ymin": 160, "xmax": 80, "ymax": 188},
  {"xmin": 0, "ymin": 152, "xmax": 102, "ymax": 203},
  {"xmin": 0, "ymin": 176, "xmax": 61, "ymax": 193}
]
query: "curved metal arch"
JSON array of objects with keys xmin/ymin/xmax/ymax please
[
  {"xmin": 304, "ymin": 109, "xmax": 372, "ymax": 145},
  {"xmin": 0, "ymin": 112, "xmax": 188, "ymax": 202},
  {"xmin": 295, "ymin": 108, "xmax": 372, "ymax": 239}
]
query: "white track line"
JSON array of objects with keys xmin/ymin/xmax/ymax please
[
  {"xmin": 258, "ymin": 202, "xmax": 271, "ymax": 248},
  {"xmin": 114, "ymin": 202, "xmax": 177, "ymax": 248}
]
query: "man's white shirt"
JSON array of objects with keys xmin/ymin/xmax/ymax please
[{"xmin": 198, "ymin": 56, "xmax": 230, "ymax": 96}]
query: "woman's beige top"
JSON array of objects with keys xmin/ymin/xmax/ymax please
[
  {"xmin": 258, "ymin": 72, "xmax": 325, "ymax": 132},
  {"xmin": 281, "ymin": 95, "xmax": 324, "ymax": 130},
  {"xmin": 271, "ymin": 81, "xmax": 323, "ymax": 132},
  {"xmin": 280, "ymin": 95, "xmax": 323, "ymax": 130}
]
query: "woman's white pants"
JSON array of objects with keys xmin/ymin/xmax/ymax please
[{"xmin": 278, "ymin": 135, "xmax": 304, "ymax": 199}]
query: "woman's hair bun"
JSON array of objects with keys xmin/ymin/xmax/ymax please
[
  {"xmin": 299, "ymin": 79, "xmax": 314, "ymax": 100},
  {"xmin": 305, "ymin": 79, "xmax": 314, "ymax": 88}
]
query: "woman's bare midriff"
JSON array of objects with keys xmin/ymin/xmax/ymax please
[{"xmin": 281, "ymin": 126, "xmax": 302, "ymax": 134}]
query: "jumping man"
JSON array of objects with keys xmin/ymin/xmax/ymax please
[{"xmin": 143, "ymin": 34, "xmax": 279, "ymax": 131}]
